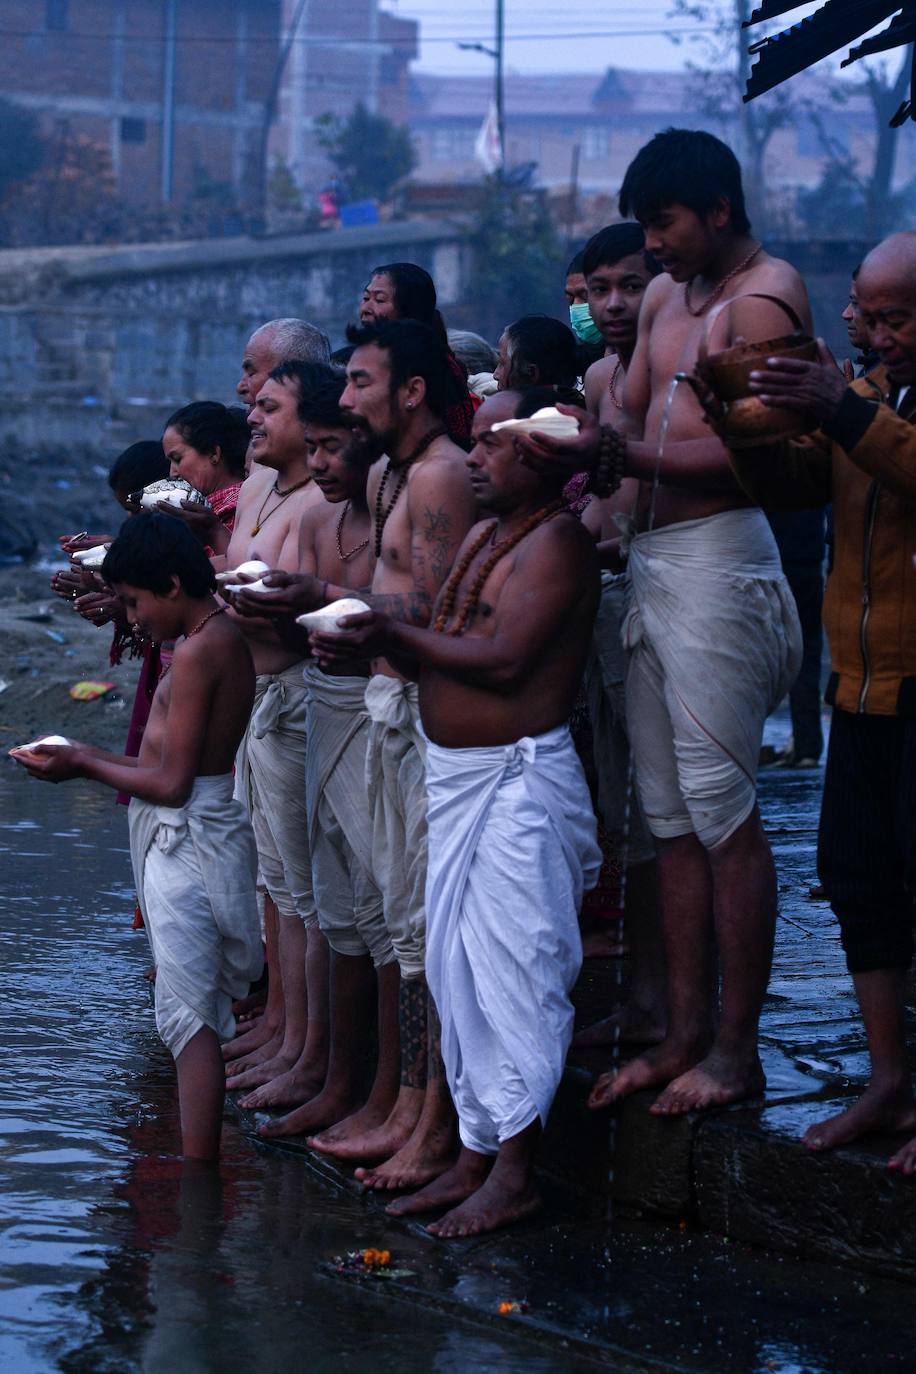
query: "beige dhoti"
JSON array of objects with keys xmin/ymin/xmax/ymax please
[
  {"xmin": 236, "ymin": 662, "xmax": 316, "ymax": 926},
  {"xmin": 364, "ymin": 674, "xmax": 428, "ymax": 980},
  {"xmin": 129, "ymin": 774, "xmax": 263, "ymax": 1057},
  {"xmin": 304, "ymin": 664, "xmax": 393, "ymax": 967}
]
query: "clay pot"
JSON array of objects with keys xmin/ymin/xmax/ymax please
[{"xmin": 692, "ymin": 293, "xmax": 818, "ymax": 449}]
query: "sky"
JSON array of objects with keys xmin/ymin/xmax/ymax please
[{"xmin": 383, "ymin": 1, "xmax": 898, "ymax": 81}]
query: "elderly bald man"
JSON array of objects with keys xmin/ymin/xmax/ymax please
[{"xmin": 720, "ymin": 232, "xmax": 916, "ymax": 1170}]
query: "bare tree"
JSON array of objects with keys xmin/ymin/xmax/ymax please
[{"xmin": 669, "ymin": 0, "xmax": 792, "ymax": 232}]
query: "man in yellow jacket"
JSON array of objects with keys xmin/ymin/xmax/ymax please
[{"xmin": 728, "ymin": 231, "xmax": 916, "ymax": 1172}]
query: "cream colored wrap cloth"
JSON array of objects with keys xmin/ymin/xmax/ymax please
[
  {"xmin": 304, "ymin": 665, "xmax": 393, "ymax": 967},
  {"xmin": 129, "ymin": 774, "xmax": 263, "ymax": 1057}
]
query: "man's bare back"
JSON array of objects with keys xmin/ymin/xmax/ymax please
[
  {"xmin": 139, "ymin": 614, "xmax": 255, "ymax": 778},
  {"xmin": 625, "ymin": 250, "xmax": 811, "ymax": 530}
]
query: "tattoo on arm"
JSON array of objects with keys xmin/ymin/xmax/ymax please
[
  {"xmin": 368, "ymin": 589, "xmax": 432, "ymax": 626},
  {"xmin": 422, "ymin": 505, "xmax": 454, "ymax": 589}
]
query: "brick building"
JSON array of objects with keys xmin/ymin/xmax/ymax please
[{"xmin": 0, "ymin": 0, "xmax": 416, "ymax": 208}]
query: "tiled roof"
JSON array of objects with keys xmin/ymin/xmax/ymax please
[{"xmin": 408, "ymin": 66, "xmax": 871, "ymax": 121}]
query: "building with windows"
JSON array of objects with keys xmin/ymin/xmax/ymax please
[
  {"xmin": 408, "ymin": 67, "xmax": 915, "ymax": 197},
  {"xmin": 0, "ymin": 0, "xmax": 416, "ymax": 208}
]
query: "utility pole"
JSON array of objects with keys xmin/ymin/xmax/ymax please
[{"xmin": 495, "ymin": 0, "xmax": 505, "ymax": 171}]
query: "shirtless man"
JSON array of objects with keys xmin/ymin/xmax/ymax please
[
  {"xmin": 308, "ymin": 388, "xmax": 601, "ymax": 1235},
  {"xmin": 14, "ymin": 515, "xmax": 262, "ymax": 1160},
  {"xmin": 525, "ymin": 129, "xmax": 805, "ymax": 1116},
  {"xmin": 239, "ymin": 377, "xmax": 401, "ymax": 1139},
  {"xmin": 238, "ymin": 319, "xmax": 476, "ymax": 1190},
  {"xmin": 236, "ymin": 318, "xmax": 331, "ymax": 409},
  {"xmin": 573, "ymin": 223, "xmax": 664, "ymax": 1044},
  {"xmin": 220, "ymin": 361, "xmax": 331, "ymax": 1105}
]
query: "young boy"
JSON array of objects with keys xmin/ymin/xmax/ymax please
[{"xmin": 13, "ymin": 513, "xmax": 262, "ymax": 1160}]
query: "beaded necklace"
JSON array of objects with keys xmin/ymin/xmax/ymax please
[
  {"xmin": 432, "ymin": 499, "xmax": 569, "ymax": 637},
  {"xmin": 250, "ymin": 474, "xmax": 311, "ymax": 536},
  {"xmin": 608, "ymin": 358, "xmax": 623, "ymax": 410},
  {"xmin": 159, "ymin": 604, "xmax": 226, "ymax": 675},
  {"xmin": 684, "ymin": 242, "xmax": 762, "ymax": 317},
  {"xmin": 373, "ymin": 426, "xmax": 445, "ymax": 559},
  {"xmin": 335, "ymin": 501, "xmax": 370, "ymax": 562}
]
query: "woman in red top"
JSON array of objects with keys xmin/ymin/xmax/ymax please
[
  {"xmin": 358, "ymin": 261, "xmax": 475, "ymax": 447},
  {"xmin": 161, "ymin": 401, "xmax": 250, "ymax": 555}
]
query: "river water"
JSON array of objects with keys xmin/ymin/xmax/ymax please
[{"xmin": 0, "ymin": 770, "xmax": 585, "ymax": 1374}]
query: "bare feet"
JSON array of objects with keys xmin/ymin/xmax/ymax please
[
  {"xmin": 427, "ymin": 1168, "xmax": 542, "ymax": 1238},
  {"xmin": 237, "ymin": 1063, "xmax": 325, "ymax": 1112},
  {"xmin": 232, "ymin": 987, "xmax": 267, "ymax": 1020},
  {"xmin": 222, "ymin": 1017, "xmax": 282, "ymax": 1065},
  {"xmin": 307, "ymin": 1088, "xmax": 422, "ymax": 1162},
  {"xmin": 386, "ymin": 1150, "xmax": 490, "ymax": 1216},
  {"xmin": 803, "ymin": 1081, "xmax": 916, "ymax": 1153},
  {"xmin": 889, "ymin": 1134, "xmax": 916, "ymax": 1174},
  {"xmin": 587, "ymin": 1038, "xmax": 701, "ymax": 1110},
  {"xmin": 356, "ymin": 1121, "xmax": 455, "ymax": 1192},
  {"xmin": 650, "ymin": 1048, "xmax": 765, "ymax": 1115},
  {"xmin": 573, "ymin": 1005, "xmax": 666, "ymax": 1051},
  {"xmin": 258, "ymin": 1086, "xmax": 358, "ymax": 1140},
  {"xmin": 226, "ymin": 1049, "xmax": 298, "ymax": 1093}
]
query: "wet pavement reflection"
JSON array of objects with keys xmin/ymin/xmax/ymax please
[
  {"xmin": 3, "ymin": 709, "xmax": 916, "ymax": 1374},
  {"xmin": 0, "ymin": 772, "xmax": 585, "ymax": 1373}
]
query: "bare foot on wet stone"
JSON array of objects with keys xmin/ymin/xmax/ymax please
[
  {"xmin": 237, "ymin": 1064, "xmax": 325, "ymax": 1112},
  {"xmin": 258, "ymin": 1087, "xmax": 358, "ymax": 1140},
  {"xmin": 386, "ymin": 1151, "xmax": 490, "ymax": 1217},
  {"xmin": 356, "ymin": 1122, "xmax": 456, "ymax": 1192},
  {"xmin": 226, "ymin": 1049, "xmax": 298, "ymax": 1093},
  {"xmin": 307, "ymin": 1092, "xmax": 422, "ymax": 1162},
  {"xmin": 573, "ymin": 1004, "xmax": 666, "ymax": 1051},
  {"xmin": 222, "ymin": 1018, "xmax": 282, "ymax": 1065},
  {"xmin": 426, "ymin": 1171, "xmax": 542, "ymax": 1238},
  {"xmin": 888, "ymin": 1134, "xmax": 916, "ymax": 1174},
  {"xmin": 587, "ymin": 1038, "xmax": 702, "ymax": 1110},
  {"xmin": 804, "ymin": 1082, "xmax": 916, "ymax": 1153},
  {"xmin": 650, "ymin": 1049, "xmax": 765, "ymax": 1115}
]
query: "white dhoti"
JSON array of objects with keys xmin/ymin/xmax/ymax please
[
  {"xmin": 425, "ymin": 725, "xmax": 602, "ymax": 1155},
  {"xmin": 304, "ymin": 665, "xmax": 393, "ymax": 968},
  {"xmin": 237, "ymin": 663, "xmax": 315, "ymax": 926},
  {"xmin": 364, "ymin": 674, "xmax": 428, "ymax": 980},
  {"xmin": 586, "ymin": 570, "xmax": 654, "ymax": 866},
  {"xmin": 129, "ymin": 774, "xmax": 263, "ymax": 1057},
  {"xmin": 624, "ymin": 508, "xmax": 803, "ymax": 850}
]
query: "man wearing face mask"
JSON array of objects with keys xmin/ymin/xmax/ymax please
[{"xmin": 566, "ymin": 248, "xmax": 605, "ymax": 379}]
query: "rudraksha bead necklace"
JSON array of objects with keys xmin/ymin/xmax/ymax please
[
  {"xmin": 432, "ymin": 498, "xmax": 569, "ymax": 637},
  {"xmin": 373, "ymin": 426, "xmax": 446, "ymax": 559}
]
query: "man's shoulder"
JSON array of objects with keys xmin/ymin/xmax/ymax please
[
  {"xmin": 409, "ymin": 440, "xmax": 471, "ymax": 490},
  {"xmin": 748, "ymin": 252, "xmax": 810, "ymax": 311},
  {"xmin": 234, "ymin": 468, "xmax": 272, "ymax": 509},
  {"xmin": 519, "ymin": 508, "xmax": 595, "ymax": 564},
  {"xmin": 585, "ymin": 355, "xmax": 616, "ymax": 386}
]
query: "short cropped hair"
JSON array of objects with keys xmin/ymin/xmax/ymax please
[
  {"xmin": 108, "ymin": 441, "xmax": 168, "ymax": 496},
  {"xmin": 619, "ymin": 128, "xmax": 751, "ymax": 236},
  {"xmin": 346, "ymin": 319, "xmax": 450, "ymax": 419},
  {"xmin": 252, "ymin": 318, "xmax": 331, "ymax": 365},
  {"xmin": 581, "ymin": 223, "xmax": 661, "ymax": 280},
  {"xmin": 504, "ymin": 315, "xmax": 579, "ymax": 390},
  {"xmin": 267, "ymin": 360, "xmax": 337, "ymax": 423},
  {"xmin": 566, "ymin": 249, "xmax": 585, "ymax": 277},
  {"xmin": 163, "ymin": 401, "xmax": 250, "ymax": 477},
  {"xmin": 102, "ymin": 512, "xmax": 216, "ymax": 597},
  {"xmin": 300, "ymin": 375, "xmax": 348, "ymax": 429}
]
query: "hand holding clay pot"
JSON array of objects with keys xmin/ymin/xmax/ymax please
[{"xmin": 748, "ymin": 339, "xmax": 850, "ymax": 425}]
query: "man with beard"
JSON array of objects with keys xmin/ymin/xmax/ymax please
[{"xmin": 236, "ymin": 320, "xmax": 476, "ymax": 1192}]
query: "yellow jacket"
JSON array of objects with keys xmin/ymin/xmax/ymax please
[{"xmin": 729, "ymin": 367, "xmax": 916, "ymax": 716}]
